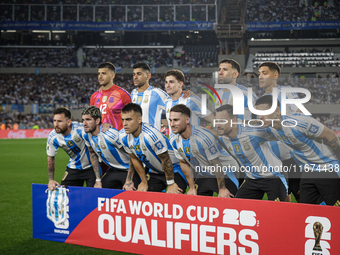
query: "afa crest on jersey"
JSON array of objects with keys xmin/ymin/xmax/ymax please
[
  {"xmin": 155, "ymin": 141, "xmax": 164, "ymax": 150},
  {"xmin": 209, "ymin": 145, "xmax": 218, "ymax": 155},
  {"xmin": 308, "ymin": 124, "xmax": 319, "ymax": 134},
  {"xmin": 46, "ymin": 186, "xmax": 69, "ymax": 229}
]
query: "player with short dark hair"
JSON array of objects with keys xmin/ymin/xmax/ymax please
[
  {"xmin": 130, "ymin": 62, "xmax": 168, "ymax": 130},
  {"xmin": 215, "ymin": 104, "xmax": 288, "ymax": 201},
  {"xmin": 256, "ymin": 95, "xmax": 340, "ymax": 205},
  {"xmin": 169, "ymin": 104, "xmax": 239, "ymax": 197},
  {"xmin": 90, "ymin": 62, "xmax": 131, "ymax": 130},
  {"xmin": 46, "ymin": 107, "xmax": 95, "ymax": 191},
  {"xmin": 81, "ymin": 106, "xmax": 140, "ymax": 190},
  {"xmin": 258, "ymin": 61, "xmax": 302, "ymax": 202},
  {"xmin": 164, "ymin": 69, "xmax": 214, "ymax": 136},
  {"xmin": 120, "ymin": 103, "xmax": 187, "ymax": 193},
  {"xmin": 214, "ymin": 58, "xmax": 258, "ymax": 120}
]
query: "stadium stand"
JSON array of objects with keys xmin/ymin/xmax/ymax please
[{"xmin": 246, "ymin": 0, "xmax": 340, "ymax": 22}]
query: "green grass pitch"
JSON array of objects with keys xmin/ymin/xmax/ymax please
[{"xmin": 0, "ymin": 138, "xmax": 132, "ymax": 255}]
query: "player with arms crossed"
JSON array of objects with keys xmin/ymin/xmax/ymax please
[
  {"xmin": 164, "ymin": 69, "xmax": 214, "ymax": 136},
  {"xmin": 81, "ymin": 106, "xmax": 140, "ymax": 190},
  {"xmin": 169, "ymin": 104, "xmax": 239, "ymax": 197},
  {"xmin": 215, "ymin": 104, "xmax": 288, "ymax": 201},
  {"xmin": 46, "ymin": 107, "xmax": 94, "ymax": 191},
  {"xmin": 91, "ymin": 62, "xmax": 131, "ymax": 130},
  {"xmin": 255, "ymin": 95, "xmax": 340, "ymax": 205},
  {"xmin": 120, "ymin": 103, "xmax": 187, "ymax": 193}
]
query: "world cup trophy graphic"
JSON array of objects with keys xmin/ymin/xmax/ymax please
[{"xmin": 313, "ymin": 222, "xmax": 323, "ymax": 251}]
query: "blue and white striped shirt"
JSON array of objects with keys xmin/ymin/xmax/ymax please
[
  {"xmin": 120, "ymin": 123, "xmax": 182, "ymax": 175},
  {"xmin": 214, "ymin": 83, "xmax": 258, "ymax": 120},
  {"xmin": 170, "ymin": 125, "xmax": 239, "ymax": 186},
  {"xmin": 165, "ymin": 94, "xmax": 211, "ymax": 136},
  {"xmin": 131, "ymin": 86, "xmax": 168, "ymax": 130},
  {"xmin": 82, "ymin": 127, "xmax": 129, "ymax": 171},
  {"xmin": 219, "ymin": 125, "xmax": 287, "ymax": 186},
  {"xmin": 46, "ymin": 122, "xmax": 91, "ymax": 170},
  {"xmin": 267, "ymin": 114, "xmax": 340, "ymax": 174}
]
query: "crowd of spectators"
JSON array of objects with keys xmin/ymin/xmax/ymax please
[
  {"xmin": 0, "ymin": 112, "xmax": 53, "ymax": 129},
  {"xmin": 315, "ymin": 114, "xmax": 340, "ymax": 131},
  {"xmin": 246, "ymin": 0, "xmax": 340, "ymax": 22},
  {"xmin": 0, "ymin": 46, "xmax": 220, "ymax": 68},
  {"xmin": 0, "ymin": 73, "xmax": 212, "ymax": 106},
  {"xmin": 0, "ymin": 47, "xmax": 78, "ymax": 68},
  {"xmin": 82, "ymin": 48, "xmax": 174, "ymax": 68}
]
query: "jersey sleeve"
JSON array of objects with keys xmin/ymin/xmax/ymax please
[
  {"xmin": 90, "ymin": 91, "xmax": 98, "ymax": 106},
  {"xmin": 149, "ymin": 133, "xmax": 168, "ymax": 155},
  {"xmin": 104, "ymin": 128, "xmax": 123, "ymax": 148},
  {"xmin": 46, "ymin": 132, "xmax": 58, "ymax": 157},
  {"xmin": 82, "ymin": 131, "xmax": 91, "ymax": 147},
  {"xmin": 120, "ymin": 89, "xmax": 132, "ymax": 105},
  {"xmin": 303, "ymin": 116, "xmax": 325, "ymax": 137},
  {"xmin": 169, "ymin": 135, "xmax": 184, "ymax": 160},
  {"xmin": 119, "ymin": 130, "xmax": 132, "ymax": 154},
  {"xmin": 199, "ymin": 130, "xmax": 221, "ymax": 161}
]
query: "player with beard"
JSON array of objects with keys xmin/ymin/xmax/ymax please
[
  {"xmin": 214, "ymin": 59, "xmax": 258, "ymax": 121},
  {"xmin": 215, "ymin": 104, "xmax": 288, "ymax": 201},
  {"xmin": 91, "ymin": 62, "xmax": 131, "ymax": 130},
  {"xmin": 46, "ymin": 107, "xmax": 95, "ymax": 191},
  {"xmin": 163, "ymin": 69, "xmax": 214, "ymax": 136},
  {"xmin": 120, "ymin": 103, "xmax": 187, "ymax": 193},
  {"xmin": 81, "ymin": 106, "xmax": 140, "ymax": 190},
  {"xmin": 130, "ymin": 62, "xmax": 168, "ymax": 130},
  {"xmin": 169, "ymin": 104, "xmax": 239, "ymax": 197}
]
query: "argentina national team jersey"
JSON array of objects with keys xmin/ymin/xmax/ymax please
[
  {"xmin": 82, "ymin": 127, "xmax": 129, "ymax": 171},
  {"xmin": 262, "ymin": 85, "xmax": 299, "ymax": 162},
  {"xmin": 120, "ymin": 123, "xmax": 182, "ymax": 175},
  {"xmin": 131, "ymin": 86, "xmax": 168, "ymax": 130},
  {"xmin": 219, "ymin": 125, "xmax": 287, "ymax": 183},
  {"xmin": 46, "ymin": 122, "xmax": 91, "ymax": 170},
  {"xmin": 170, "ymin": 126, "xmax": 239, "ymax": 186},
  {"xmin": 266, "ymin": 114, "xmax": 340, "ymax": 173},
  {"xmin": 214, "ymin": 84, "xmax": 258, "ymax": 120},
  {"xmin": 263, "ymin": 85, "xmax": 299, "ymax": 116},
  {"xmin": 165, "ymin": 94, "xmax": 211, "ymax": 136}
]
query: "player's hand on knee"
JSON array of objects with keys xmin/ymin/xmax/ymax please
[
  {"xmin": 186, "ymin": 187, "xmax": 197, "ymax": 195},
  {"xmin": 137, "ymin": 182, "xmax": 148, "ymax": 192},
  {"xmin": 218, "ymin": 188, "xmax": 234, "ymax": 198},
  {"xmin": 48, "ymin": 180, "xmax": 59, "ymax": 191},
  {"xmin": 94, "ymin": 181, "xmax": 102, "ymax": 188},
  {"xmin": 123, "ymin": 181, "xmax": 136, "ymax": 191},
  {"xmin": 167, "ymin": 183, "xmax": 183, "ymax": 194}
]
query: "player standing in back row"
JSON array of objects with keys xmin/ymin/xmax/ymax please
[{"xmin": 91, "ymin": 62, "xmax": 131, "ymax": 130}]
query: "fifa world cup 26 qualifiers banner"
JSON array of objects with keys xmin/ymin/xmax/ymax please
[{"xmin": 33, "ymin": 184, "xmax": 339, "ymax": 255}]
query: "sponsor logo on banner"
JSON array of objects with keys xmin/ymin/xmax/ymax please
[
  {"xmin": 46, "ymin": 186, "xmax": 70, "ymax": 233},
  {"xmin": 305, "ymin": 216, "xmax": 331, "ymax": 255},
  {"xmin": 33, "ymin": 129, "xmax": 51, "ymax": 138},
  {"xmin": 8, "ymin": 130, "xmax": 26, "ymax": 139}
]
